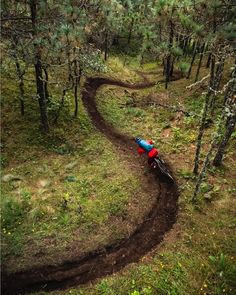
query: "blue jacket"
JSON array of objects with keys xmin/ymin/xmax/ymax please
[{"xmin": 136, "ymin": 138, "xmax": 154, "ymax": 152}]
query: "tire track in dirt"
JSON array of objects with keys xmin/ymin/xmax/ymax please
[{"xmin": 2, "ymin": 75, "xmax": 179, "ymax": 295}]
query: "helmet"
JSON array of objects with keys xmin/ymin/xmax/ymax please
[{"xmin": 135, "ymin": 137, "xmax": 141, "ymax": 143}]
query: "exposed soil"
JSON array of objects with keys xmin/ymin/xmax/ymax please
[{"xmin": 2, "ymin": 74, "xmax": 179, "ymax": 295}]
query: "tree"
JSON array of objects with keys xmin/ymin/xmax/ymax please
[
  {"xmin": 29, "ymin": 0, "xmax": 49, "ymax": 132},
  {"xmin": 165, "ymin": 16, "xmax": 174, "ymax": 89},
  {"xmin": 193, "ymin": 56, "xmax": 216, "ymax": 175},
  {"xmin": 213, "ymin": 67, "xmax": 236, "ymax": 166},
  {"xmin": 192, "ymin": 110, "xmax": 225, "ymax": 203},
  {"xmin": 192, "ymin": 65, "xmax": 236, "ymax": 202},
  {"xmin": 85, "ymin": 0, "xmax": 124, "ymax": 61},
  {"xmin": 186, "ymin": 40, "xmax": 198, "ymax": 79},
  {"xmin": 194, "ymin": 43, "xmax": 205, "ymax": 82},
  {"xmin": 10, "ymin": 38, "xmax": 28, "ymax": 116}
]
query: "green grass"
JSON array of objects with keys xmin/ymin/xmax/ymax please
[{"xmin": 1, "ymin": 127, "xmax": 143, "ymax": 271}]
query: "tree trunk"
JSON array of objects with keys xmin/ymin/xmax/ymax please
[
  {"xmin": 213, "ymin": 70, "xmax": 236, "ymax": 166},
  {"xmin": 192, "ymin": 111, "xmax": 225, "ymax": 202},
  {"xmin": 193, "ymin": 139, "xmax": 214, "ymax": 203},
  {"xmin": 193, "ymin": 58, "xmax": 215, "ymax": 174},
  {"xmin": 170, "ymin": 56, "xmax": 175, "ymax": 77},
  {"xmin": 162, "ymin": 58, "xmax": 166, "ymax": 76},
  {"xmin": 165, "ymin": 19, "xmax": 174, "ymax": 89},
  {"xmin": 206, "ymin": 53, "xmax": 211, "ymax": 68},
  {"xmin": 19, "ymin": 79, "xmax": 25, "ymax": 116},
  {"xmin": 181, "ymin": 36, "xmax": 189, "ymax": 56},
  {"xmin": 213, "ymin": 115, "xmax": 236, "ymax": 166},
  {"xmin": 128, "ymin": 17, "xmax": 134, "ymax": 44},
  {"xmin": 74, "ymin": 62, "xmax": 82, "ymax": 118},
  {"xmin": 175, "ymin": 32, "xmax": 180, "ymax": 44},
  {"xmin": 183, "ymin": 37, "xmax": 190, "ymax": 57},
  {"xmin": 34, "ymin": 56, "xmax": 49, "ymax": 132},
  {"xmin": 74, "ymin": 80, "xmax": 78, "ymax": 118},
  {"xmin": 66, "ymin": 35, "xmax": 72, "ymax": 83},
  {"xmin": 43, "ymin": 68, "xmax": 50, "ymax": 102},
  {"xmin": 165, "ymin": 54, "xmax": 171, "ymax": 89},
  {"xmin": 191, "ymin": 41, "xmax": 196, "ymax": 54},
  {"xmin": 206, "ymin": 11, "xmax": 216, "ymax": 69},
  {"xmin": 53, "ymin": 87, "xmax": 68, "ymax": 124},
  {"xmin": 104, "ymin": 10, "xmax": 109, "ymax": 61},
  {"xmin": 224, "ymin": 67, "xmax": 236, "ymax": 105},
  {"xmin": 104, "ymin": 31, "xmax": 108, "ymax": 61},
  {"xmin": 187, "ymin": 41, "xmax": 198, "ymax": 79},
  {"xmin": 13, "ymin": 54, "xmax": 25, "ymax": 116},
  {"xmin": 193, "ymin": 92, "xmax": 211, "ymax": 174},
  {"xmin": 214, "ymin": 59, "xmax": 224, "ymax": 91},
  {"xmin": 210, "ymin": 57, "xmax": 225, "ymax": 113},
  {"xmin": 159, "ymin": 23, "xmax": 162, "ymax": 43},
  {"xmin": 30, "ymin": 0, "xmax": 49, "ymax": 132},
  {"xmin": 192, "ymin": 77, "xmax": 228, "ymax": 202},
  {"xmin": 195, "ymin": 43, "xmax": 205, "ymax": 82}
]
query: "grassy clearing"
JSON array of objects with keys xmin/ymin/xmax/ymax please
[{"xmin": 1, "ymin": 64, "xmax": 151, "ymax": 272}]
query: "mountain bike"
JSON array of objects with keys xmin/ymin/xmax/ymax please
[{"xmin": 151, "ymin": 156, "xmax": 174, "ymax": 181}]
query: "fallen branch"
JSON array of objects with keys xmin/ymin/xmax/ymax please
[
  {"xmin": 124, "ymin": 97, "xmax": 199, "ymax": 117},
  {"xmin": 141, "ymin": 101, "xmax": 190, "ymax": 116},
  {"xmin": 186, "ymin": 74, "xmax": 210, "ymax": 90}
]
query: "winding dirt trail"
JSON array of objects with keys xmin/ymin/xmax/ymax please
[{"xmin": 2, "ymin": 75, "xmax": 179, "ymax": 295}]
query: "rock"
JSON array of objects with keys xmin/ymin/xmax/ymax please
[
  {"xmin": 38, "ymin": 188, "xmax": 49, "ymax": 195},
  {"xmin": 37, "ymin": 179, "xmax": 51, "ymax": 188},
  {"xmin": 204, "ymin": 193, "xmax": 213, "ymax": 202},
  {"xmin": 65, "ymin": 161, "xmax": 78, "ymax": 170},
  {"xmin": 11, "ymin": 182, "xmax": 22, "ymax": 190},
  {"xmin": 2, "ymin": 174, "xmax": 23, "ymax": 182},
  {"xmin": 43, "ymin": 205, "xmax": 55, "ymax": 214},
  {"xmin": 124, "ymin": 89, "xmax": 131, "ymax": 96}
]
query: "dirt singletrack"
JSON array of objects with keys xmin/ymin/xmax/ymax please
[{"xmin": 2, "ymin": 74, "xmax": 179, "ymax": 295}]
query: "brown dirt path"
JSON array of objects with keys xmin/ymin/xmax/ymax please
[{"xmin": 2, "ymin": 75, "xmax": 179, "ymax": 295}]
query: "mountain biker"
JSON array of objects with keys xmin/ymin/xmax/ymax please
[{"xmin": 135, "ymin": 137, "xmax": 159, "ymax": 167}]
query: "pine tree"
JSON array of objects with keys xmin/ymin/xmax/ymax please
[
  {"xmin": 187, "ymin": 40, "xmax": 198, "ymax": 79},
  {"xmin": 192, "ymin": 109, "xmax": 225, "ymax": 203},
  {"xmin": 10, "ymin": 38, "xmax": 27, "ymax": 116},
  {"xmin": 213, "ymin": 67, "xmax": 236, "ymax": 166},
  {"xmin": 30, "ymin": 0, "xmax": 49, "ymax": 132},
  {"xmin": 193, "ymin": 56, "xmax": 216, "ymax": 174},
  {"xmin": 194, "ymin": 43, "xmax": 205, "ymax": 82},
  {"xmin": 192, "ymin": 65, "xmax": 236, "ymax": 202}
]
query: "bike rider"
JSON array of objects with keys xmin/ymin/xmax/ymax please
[{"xmin": 135, "ymin": 137, "xmax": 159, "ymax": 167}]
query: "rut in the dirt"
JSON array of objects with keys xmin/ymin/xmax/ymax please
[{"xmin": 2, "ymin": 75, "xmax": 179, "ymax": 295}]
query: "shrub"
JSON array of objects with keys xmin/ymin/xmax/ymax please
[{"xmin": 2, "ymin": 191, "xmax": 31, "ymax": 229}]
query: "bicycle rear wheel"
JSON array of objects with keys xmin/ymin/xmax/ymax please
[{"xmin": 154, "ymin": 157, "xmax": 174, "ymax": 181}]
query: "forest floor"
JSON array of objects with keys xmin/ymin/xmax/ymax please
[{"xmin": 1, "ymin": 56, "xmax": 236, "ymax": 295}]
